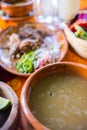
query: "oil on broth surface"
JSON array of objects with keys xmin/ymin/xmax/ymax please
[{"xmin": 30, "ymin": 72, "xmax": 87, "ymax": 130}]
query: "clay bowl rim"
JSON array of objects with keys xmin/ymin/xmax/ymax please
[
  {"xmin": 1, "ymin": 0, "xmax": 32, "ymax": 8},
  {"xmin": 1, "ymin": 0, "xmax": 33, "ymax": 17},
  {"xmin": 0, "ymin": 81, "xmax": 19, "ymax": 130},
  {"xmin": 21, "ymin": 62, "xmax": 87, "ymax": 130}
]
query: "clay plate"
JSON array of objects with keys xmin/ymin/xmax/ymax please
[{"xmin": 0, "ymin": 23, "xmax": 68, "ymax": 77}]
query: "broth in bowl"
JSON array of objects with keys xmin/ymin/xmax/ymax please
[
  {"xmin": 21, "ymin": 62, "xmax": 87, "ymax": 130},
  {"xmin": 30, "ymin": 72, "xmax": 87, "ymax": 130}
]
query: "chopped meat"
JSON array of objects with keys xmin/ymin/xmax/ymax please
[
  {"xmin": 19, "ymin": 38, "xmax": 41, "ymax": 53},
  {"xmin": 8, "ymin": 33, "xmax": 21, "ymax": 58},
  {"xmin": 7, "ymin": 25, "xmax": 52, "ymax": 59}
]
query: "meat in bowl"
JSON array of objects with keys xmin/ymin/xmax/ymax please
[{"xmin": 0, "ymin": 23, "xmax": 68, "ymax": 76}]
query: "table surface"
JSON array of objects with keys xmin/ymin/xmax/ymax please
[{"xmin": 0, "ymin": 0, "xmax": 87, "ymax": 130}]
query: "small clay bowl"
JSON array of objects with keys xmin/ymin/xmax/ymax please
[
  {"xmin": 0, "ymin": 81, "xmax": 19, "ymax": 130},
  {"xmin": 20, "ymin": 62, "xmax": 87, "ymax": 130},
  {"xmin": 1, "ymin": 0, "xmax": 33, "ymax": 17}
]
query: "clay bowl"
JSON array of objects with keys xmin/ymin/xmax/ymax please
[
  {"xmin": 1, "ymin": 0, "xmax": 33, "ymax": 17},
  {"xmin": 0, "ymin": 81, "xmax": 19, "ymax": 130},
  {"xmin": 20, "ymin": 62, "xmax": 87, "ymax": 130},
  {"xmin": 0, "ymin": 23, "xmax": 68, "ymax": 77}
]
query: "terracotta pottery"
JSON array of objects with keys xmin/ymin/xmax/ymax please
[
  {"xmin": 0, "ymin": 23, "xmax": 68, "ymax": 77},
  {"xmin": 20, "ymin": 62, "xmax": 87, "ymax": 130},
  {"xmin": 1, "ymin": 0, "xmax": 33, "ymax": 17},
  {"xmin": 0, "ymin": 81, "xmax": 19, "ymax": 130}
]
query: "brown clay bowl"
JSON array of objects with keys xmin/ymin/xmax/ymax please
[
  {"xmin": 0, "ymin": 81, "xmax": 19, "ymax": 130},
  {"xmin": 20, "ymin": 62, "xmax": 87, "ymax": 130},
  {"xmin": 0, "ymin": 23, "xmax": 68, "ymax": 77},
  {"xmin": 1, "ymin": 0, "xmax": 33, "ymax": 17}
]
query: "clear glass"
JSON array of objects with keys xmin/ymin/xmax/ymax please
[
  {"xmin": 58, "ymin": 0, "xmax": 80, "ymax": 22},
  {"xmin": 33, "ymin": 0, "xmax": 80, "ymax": 24},
  {"xmin": 33, "ymin": 0, "xmax": 59, "ymax": 23}
]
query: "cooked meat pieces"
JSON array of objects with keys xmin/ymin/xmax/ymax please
[
  {"xmin": 19, "ymin": 38, "xmax": 41, "ymax": 53},
  {"xmin": 8, "ymin": 34, "xmax": 43, "ymax": 58},
  {"xmin": 7, "ymin": 25, "xmax": 52, "ymax": 59},
  {"xmin": 9, "ymin": 42, "xmax": 20, "ymax": 58},
  {"xmin": 8, "ymin": 33, "xmax": 20, "ymax": 48},
  {"xmin": 19, "ymin": 24, "xmax": 49, "ymax": 39},
  {"xmin": 8, "ymin": 33, "xmax": 21, "ymax": 57}
]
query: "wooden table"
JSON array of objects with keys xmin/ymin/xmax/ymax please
[{"xmin": 0, "ymin": 0, "xmax": 87, "ymax": 129}]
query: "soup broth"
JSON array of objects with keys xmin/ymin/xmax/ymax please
[{"xmin": 30, "ymin": 72, "xmax": 87, "ymax": 130}]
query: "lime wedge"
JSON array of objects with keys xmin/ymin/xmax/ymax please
[{"xmin": 0, "ymin": 97, "xmax": 11, "ymax": 111}]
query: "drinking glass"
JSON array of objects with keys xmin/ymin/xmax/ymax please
[
  {"xmin": 58, "ymin": 0, "xmax": 80, "ymax": 22},
  {"xmin": 33, "ymin": 0, "xmax": 80, "ymax": 26},
  {"xmin": 33, "ymin": 0, "xmax": 59, "ymax": 23}
]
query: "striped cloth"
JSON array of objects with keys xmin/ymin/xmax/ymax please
[{"xmin": 78, "ymin": 10, "xmax": 87, "ymax": 20}]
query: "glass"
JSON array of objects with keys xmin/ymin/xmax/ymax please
[
  {"xmin": 33, "ymin": 0, "xmax": 59, "ymax": 23},
  {"xmin": 58, "ymin": 0, "xmax": 80, "ymax": 22},
  {"xmin": 33, "ymin": 0, "xmax": 80, "ymax": 25}
]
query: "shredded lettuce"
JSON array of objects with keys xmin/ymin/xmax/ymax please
[{"xmin": 16, "ymin": 51, "xmax": 36, "ymax": 73}]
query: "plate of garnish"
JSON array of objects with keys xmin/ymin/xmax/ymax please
[{"xmin": 0, "ymin": 23, "xmax": 68, "ymax": 76}]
